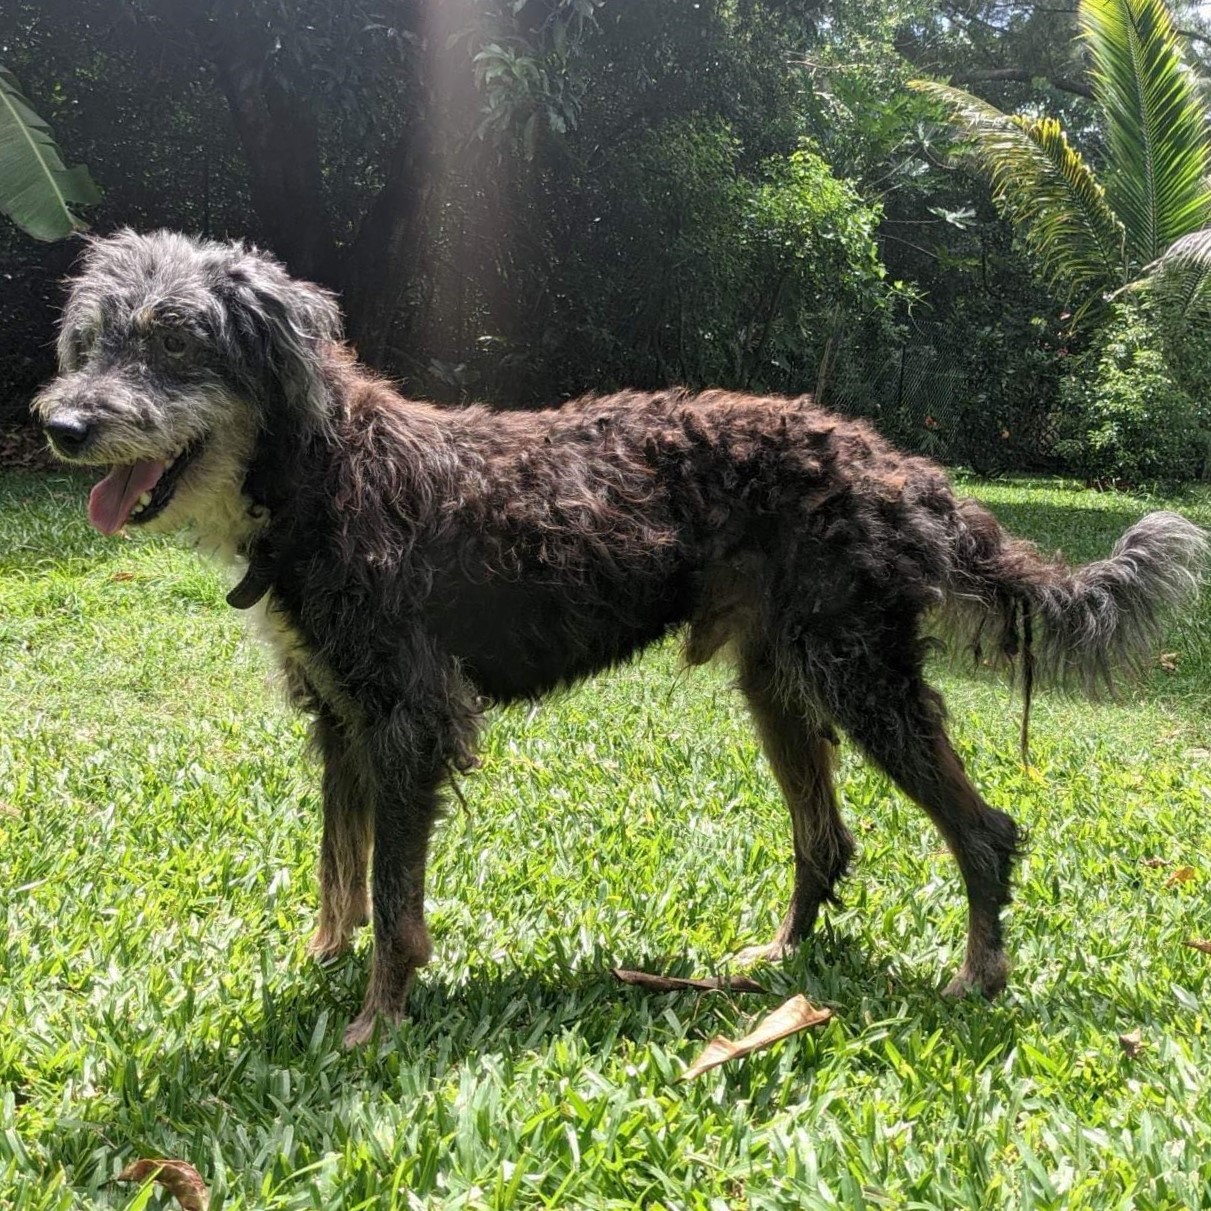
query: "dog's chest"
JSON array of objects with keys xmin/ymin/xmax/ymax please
[{"xmin": 251, "ymin": 592, "xmax": 355, "ymax": 720}]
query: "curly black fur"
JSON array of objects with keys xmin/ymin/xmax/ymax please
[{"xmin": 33, "ymin": 231, "xmax": 1208, "ymax": 1046}]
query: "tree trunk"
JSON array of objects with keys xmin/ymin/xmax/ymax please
[
  {"xmin": 208, "ymin": 53, "xmax": 341, "ymax": 285},
  {"xmin": 340, "ymin": 122, "xmax": 438, "ymax": 373}
]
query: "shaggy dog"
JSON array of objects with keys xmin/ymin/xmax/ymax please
[{"xmin": 34, "ymin": 230, "xmax": 1207, "ymax": 1046}]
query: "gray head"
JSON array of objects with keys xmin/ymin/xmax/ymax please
[{"xmin": 32, "ymin": 229, "xmax": 342, "ymax": 536}]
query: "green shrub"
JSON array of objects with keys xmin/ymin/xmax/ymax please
[
  {"xmin": 1055, "ymin": 302, "xmax": 1211, "ymax": 486},
  {"xmin": 541, "ymin": 120, "xmax": 898, "ymax": 395}
]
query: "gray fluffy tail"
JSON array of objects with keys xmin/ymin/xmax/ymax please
[{"xmin": 943, "ymin": 503, "xmax": 1208, "ymax": 757}]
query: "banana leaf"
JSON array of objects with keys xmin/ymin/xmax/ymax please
[{"xmin": 0, "ymin": 66, "xmax": 100, "ymax": 241}]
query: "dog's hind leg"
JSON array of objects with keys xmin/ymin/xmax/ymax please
[
  {"xmin": 307, "ymin": 711, "xmax": 372, "ymax": 961},
  {"xmin": 735, "ymin": 648, "xmax": 855, "ymax": 963},
  {"xmin": 816, "ymin": 630, "xmax": 1023, "ymax": 999}
]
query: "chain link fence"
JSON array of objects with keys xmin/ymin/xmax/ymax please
[{"xmin": 817, "ymin": 326, "xmax": 1063, "ymax": 475}]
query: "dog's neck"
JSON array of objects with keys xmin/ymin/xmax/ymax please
[
  {"xmin": 221, "ymin": 419, "xmax": 335, "ymax": 610},
  {"xmin": 182, "ymin": 481, "xmax": 270, "ymax": 580}
]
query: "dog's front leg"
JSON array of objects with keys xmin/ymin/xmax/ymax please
[
  {"xmin": 342, "ymin": 710, "xmax": 446, "ymax": 1049},
  {"xmin": 307, "ymin": 709, "xmax": 372, "ymax": 961}
]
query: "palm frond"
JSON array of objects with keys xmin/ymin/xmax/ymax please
[
  {"xmin": 1147, "ymin": 225, "xmax": 1211, "ymax": 315},
  {"xmin": 1081, "ymin": 0, "xmax": 1211, "ymax": 266},
  {"xmin": 911, "ymin": 80, "xmax": 1126, "ymax": 310}
]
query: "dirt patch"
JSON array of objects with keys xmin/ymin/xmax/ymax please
[{"xmin": 0, "ymin": 424, "xmax": 57, "ymax": 471}]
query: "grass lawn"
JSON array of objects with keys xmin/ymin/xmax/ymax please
[{"xmin": 2, "ymin": 469, "xmax": 1210, "ymax": 1210}]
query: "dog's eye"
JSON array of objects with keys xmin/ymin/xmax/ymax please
[{"xmin": 159, "ymin": 332, "xmax": 189, "ymax": 358}]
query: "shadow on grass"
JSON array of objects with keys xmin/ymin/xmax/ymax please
[
  {"xmin": 46, "ymin": 923, "xmax": 1164, "ymax": 1197},
  {"xmin": 100, "ymin": 930, "xmax": 1007, "ymax": 1080}
]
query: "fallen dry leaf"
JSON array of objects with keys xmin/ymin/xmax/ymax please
[
  {"xmin": 611, "ymin": 968, "xmax": 767, "ymax": 994},
  {"xmin": 1118, "ymin": 1030, "xmax": 1145, "ymax": 1058},
  {"xmin": 1184, "ymin": 939, "xmax": 1211, "ymax": 955},
  {"xmin": 1165, "ymin": 865, "xmax": 1198, "ymax": 888},
  {"xmin": 680, "ymin": 994, "xmax": 831, "ymax": 1081},
  {"xmin": 1158, "ymin": 652, "xmax": 1179, "ymax": 674},
  {"xmin": 1141, "ymin": 857, "xmax": 1170, "ymax": 869},
  {"xmin": 110, "ymin": 571, "xmax": 137, "ymax": 582},
  {"xmin": 114, "ymin": 1160, "xmax": 209, "ymax": 1211}
]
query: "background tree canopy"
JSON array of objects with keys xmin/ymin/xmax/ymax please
[{"xmin": 2, "ymin": 0, "xmax": 1209, "ymax": 480}]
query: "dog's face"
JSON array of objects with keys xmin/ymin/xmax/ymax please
[{"xmin": 32, "ymin": 230, "xmax": 341, "ymax": 537}]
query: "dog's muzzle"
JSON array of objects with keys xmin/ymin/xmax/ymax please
[{"xmin": 84, "ymin": 439, "xmax": 206, "ymax": 535}]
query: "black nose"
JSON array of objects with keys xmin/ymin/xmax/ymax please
[{"xmin": 44, "ymin": 415, "xmax": 93, "ymax": 457}]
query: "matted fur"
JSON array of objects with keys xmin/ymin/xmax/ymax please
[{"xmin": 33, "ymin": 231, "xmax": 1209, "ymax": 1047}]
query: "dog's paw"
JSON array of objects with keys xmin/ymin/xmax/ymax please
[
  {"xmin": 941, "ymin": 972, "xmax": 980, "ymax": 999},
  {"xmin": 343, "ymin": 1007, "xmax": 385, "ymax": 1046},
  {"xmin": 342, "ymin": 1007, "xmax": 404, "ymax": 1049},
  {"xmin": 306, "ymin": 927, "xmax": 351, "ymax": 963},
  {"xmin": 732, "ymin": 940, "xmax": 796, "ymax": 967},
  {"xmin": 942, "ymin": 954, "xmax": 1007, "ymax": 1000},
  {"xmin": 342, "ymin": 1012, "xmax": 378, "ymax": 1048}
]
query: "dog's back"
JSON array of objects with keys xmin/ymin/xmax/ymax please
[{"xmin": 267, "ymin": 380, "xmax": 965, "ymax": 701}]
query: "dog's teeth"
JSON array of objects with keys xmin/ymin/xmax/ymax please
[
  {"xmin": 130, "ymin": 503, "xmax": 144, "ymax": 516},
  {"xmin": 166, "ymin": 456, "xmax": 176, "ymax": 468},
  {"xmin": 138, "ymin": 492, "xmax": 152, "ymax": 506}
]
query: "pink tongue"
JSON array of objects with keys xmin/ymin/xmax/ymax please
[{"xmin": 88, "ymin": 459, "xmax": 168, "ymax": 535}]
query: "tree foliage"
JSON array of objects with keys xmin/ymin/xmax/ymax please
[
  {"xmin": 3, "ymin": 0, "xmax": 1206, "ymax": 479},
  {"xmin": 913, "ymin": 0, "xmax": 1211, "ymax": 321},
  {"xmin": 2, "ymin": 0, "xmax": 887, "ymax": 410},
  {"xmin": 1055, "ymin": 300, "xmax": 1210, "ymax": 482}
]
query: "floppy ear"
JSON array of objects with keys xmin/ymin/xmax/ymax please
[
  {"xmin": 222, "ymin": 250, "xmax": 344, "ymax": 432},
  {"xmin": 216, "ymin": 248, "xmax": 344, "ymax": 523}
]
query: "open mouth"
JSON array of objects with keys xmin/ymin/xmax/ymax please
[{"xmin": 87, "ymin": 439, "xmax": 205, "ymax": 535}]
